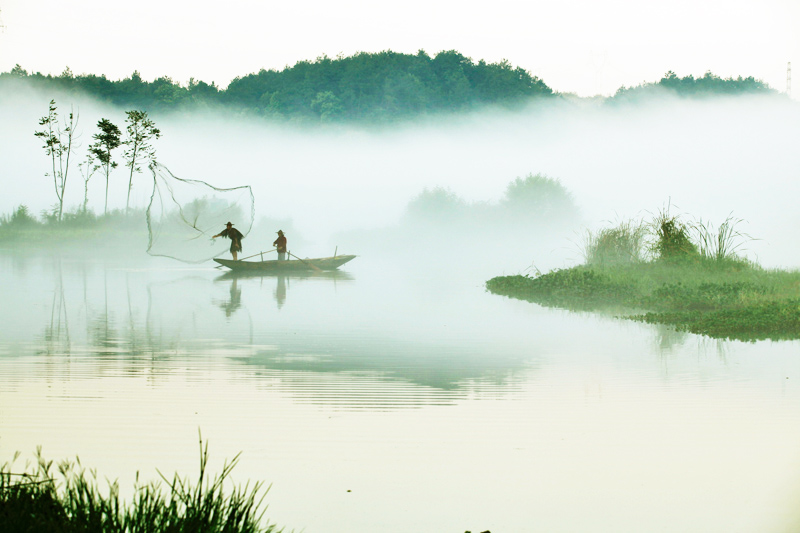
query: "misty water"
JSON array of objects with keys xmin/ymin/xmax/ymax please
[
  {"xmin": 1, "ymin": 244, "xmax": 799, "ymax": 533},
  {"xmin": 4, "ymin": 87, "xmax": 800, "ymax": 531}
]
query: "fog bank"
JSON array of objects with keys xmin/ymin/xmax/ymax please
[{"xmin": 2, "ymin": 84, "xmax": 799, "ymax": 269}]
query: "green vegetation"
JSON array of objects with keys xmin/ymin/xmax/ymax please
[
  {"xmin": 487, "ymin": 212, "xmax": 800, "ymax": 342},
  {"xmin": 33, "ymin": 100, "xmax": 78, "ymax": 221},
  {"xmin": 613, "ymin": 71, "xmax": 776, "ymax": 101},
  {"xmin": 2, "ymin": 51, "xmax": 553, "ymax": 122},
  {"xmin": 1, "ymin": 54, "xmax": 777, "ymax": 123},
  {"xmin": 0, "ymin": 441, "xmax": 282, "ymax": 533},
  {"xmin": 30, "ymin": 100, "xmax": 159, "ymax": 223},
  {"xmin": 404, "ymin": 173, "xmax": 580, "ymax": 229},
  {"xmin": 0, "ymin": 205, "xmax": 148, "ymax": 247}
]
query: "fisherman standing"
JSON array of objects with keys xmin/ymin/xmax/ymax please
[
  {"xmin": 213, "ymin": 221, "xmax": 244, "ymax": 260},
  {"xmin": 273, "ymin": 230, "xmax": 287, "ymax": 260}
]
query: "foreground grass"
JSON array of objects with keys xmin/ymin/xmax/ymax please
[
  {"xmin": 0, "ymin": 441, "xmax": 282, "ymax": 533},
  {"xmin": 486, "ymin": 257, "xmax": 800, "ymax": 341}
]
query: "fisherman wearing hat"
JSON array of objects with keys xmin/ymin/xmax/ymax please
[
  {"xmin": 273, "ymin": 230, "xmax": 287, "ymax": 260},
  {"xmin": 212, "ymin": 221, "xmax": 244, "ymax": 260}
]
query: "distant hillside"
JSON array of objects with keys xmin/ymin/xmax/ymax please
[
  {"xmin": 1, "ymin": 50, "xmax": 552, "ymax": 121},
  {"xmin": 612, "ymin": 70, "xmax": 776, "ymax": 100},
  {"xmin": 0, "ymin": 52, "xmax": 779, "ymax": 122}
]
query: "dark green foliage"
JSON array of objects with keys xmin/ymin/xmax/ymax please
[
  {"xmin": 0, "ymin": 51, "xmax": 553, "ymax": 122},
  {"xmin": 89, "ymin": 118, "xmax": 122, "ymax": 214},
  {"xmin": 614, "ymin": 70, "xmax": 776, "ymax": 100},
  {"xmin": 636, "ymin": 299, "xmax": 800, "ymax": 341},
  {"xmin": 0, "ymin": 442, "xmax": 281, "ymax": 533},
  {"xmin": 122, "ymin": 110, "xmax": 161, "ymax": 211},
  {"xmin": 486, "ymin": 268, "xmax": 636, "ymax": 309},
  {"xmin": 640, "ymin": 281, "xmax": 767, "ymax": 311},
  {"xmin": 649, "ymin": 210, "xmax": 698, "ymax": 261}
]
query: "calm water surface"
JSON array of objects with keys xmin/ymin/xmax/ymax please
[{"xmin": 1, "ymin": 250, "xmax": 799, "ymax": 532}]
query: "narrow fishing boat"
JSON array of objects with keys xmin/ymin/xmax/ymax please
[{"xmin": 214, "ymin": 254, "xmax": 356, "ymax": 272}]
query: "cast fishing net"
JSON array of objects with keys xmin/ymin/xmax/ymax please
[{"xmin": 146, "ymin": 163, "xmax": 255, "ymax": 263}]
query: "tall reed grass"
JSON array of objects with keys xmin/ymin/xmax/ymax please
[
  {"xmin": 582, "ymin": 219, "xmax": 647, "ymax": 266},
  {"xmin": 691, "ymin": 214, "xmax": 754, "ymax": 263},
  {"xmin": 0, "ymin": 439, "xmax": 281, "ymax": 533}
]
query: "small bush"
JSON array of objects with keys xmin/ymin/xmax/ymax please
[
  {"xmin": 648, "ymin": 209, "xmax": 698, "ymax": 261},
  {"xmin": 583, "ymin": 220, "xmax": 647, "ymax": 267},
  {"xmin": 0, "ymin": 205, "xmax": 40, "ymax": 227}
]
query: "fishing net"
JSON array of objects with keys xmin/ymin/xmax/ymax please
[{"xmin": 146, "ymin": 163, "xmax": 255, "ymax": 263}]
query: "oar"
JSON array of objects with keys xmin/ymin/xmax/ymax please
[
  {"xmin": 240, "ymin": 249, "xmax": 276, "ymax": 261},
  {"xmin": 214, "ymin": 249, "xmax": 275, "ymax": 268},
  {"xmin": 288, "ymin": 251, "xmax": 323, "ymax": 272}
]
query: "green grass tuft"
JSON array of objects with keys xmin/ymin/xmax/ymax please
[{"xmin": 0, "ymin": 439, "xmax": 282, "ymax": 533}]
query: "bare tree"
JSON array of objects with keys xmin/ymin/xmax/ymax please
[
  {"xmin": 34, "ymin": 100, "xmax": 78, "ymax": 221},
  {"xmin": 122, "ymin": 110, "xmax": 161, "ymax": 212},
  {"xmin": 77, "ymin": 151, "xmax": 97, "ymax": 213}
]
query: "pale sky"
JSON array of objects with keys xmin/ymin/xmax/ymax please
[{"xmin": 0, "ymin": 0, "xmax": 797, "ymax": 97}]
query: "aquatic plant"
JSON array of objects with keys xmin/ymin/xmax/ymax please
[
  {"xmin": 0, "ymin": 439, "xmax": 281, "ymax": 533},
  {"xmin": 691, "ymin": 214, "xmax": 753, "ymax": 263},
  {"xmin": 581, "ymin": 219, "xmax": 647, "ymax": 267},
  {"xmin": 486, "ymin": 206, "xmax": 800, "ymax": 341},
  {"xmin": 648, "ymin": 208, "xmax": 698, "ymax": 261}
]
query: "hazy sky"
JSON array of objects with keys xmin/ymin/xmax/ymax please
[{"xmin": 0, "ymin": 0, "xmax": 797, "ymax": 96}]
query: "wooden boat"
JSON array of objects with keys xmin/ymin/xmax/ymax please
[{"xmin": 214, "ymin": 254, "xmax": 356, "ymax": 272}]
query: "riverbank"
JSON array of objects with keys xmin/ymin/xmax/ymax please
[
  {"xmin": 487, "ymin": 211, "xmax": 800, "ymax": 342},
  {"xmin": 0, "ymin": 207, "xmax": 148, "ymax": 250},
  {"xmin": 487, "ymin": 257, "xmax": 800, "ymax": 342}
]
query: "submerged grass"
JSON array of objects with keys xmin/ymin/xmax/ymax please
[
  {"xmin": 0, "ymin": 439, "xmax": 282, "ymax": 533},
  {"xmin": 487, "ymin": 212, "xmax": 800, "ymax": 342}
]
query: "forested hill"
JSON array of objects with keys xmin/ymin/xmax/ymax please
[
  {"xmin": 1, "ymin": 50, "xmax": 552, "ymax": 121},
  {"xmin": 1, "ymin": 50, "xmax": 779, "ymax": 122},
  {"xmin": 613, "ymin": 70, "xmax": 774, "ymax": 100}
]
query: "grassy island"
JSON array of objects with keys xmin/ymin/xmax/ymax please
[{"xmin": 486, "ymin": 212, "xmax": 800, "ymax": 342}]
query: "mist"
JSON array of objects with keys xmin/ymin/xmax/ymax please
[{"xmin": 2, "ymin": 81, "xmax": 799, "ymax": 272}]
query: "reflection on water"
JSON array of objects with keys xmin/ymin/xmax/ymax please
[
  {"xmin": 215, "ymin": 278, "xmax": 242, "ymax": 316},
  {"xmin": 2, "ymin": 250, "xmax": 800, "ymax": 532},
  {"xmin": 214, "ymin": 269, "xmax": 354, "ymax": 312}
]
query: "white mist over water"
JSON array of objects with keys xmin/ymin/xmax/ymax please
[{"xmin": 2, "ymin": 84, "xmax": 799, "ymax": 268}]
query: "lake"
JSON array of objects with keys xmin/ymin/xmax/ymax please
[{"xmin": 1, "ymin": 247, "xmax": 799, "ymax": 532}]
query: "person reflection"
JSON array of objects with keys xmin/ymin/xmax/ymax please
[
  {"xmin": 275, "ymin": 275, "xmax": 286, "ymax": 309},
  {"xmin": 219, "ymin": 278, "xmax": 242, "ymax": 317}
]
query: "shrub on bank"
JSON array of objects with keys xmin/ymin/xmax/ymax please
[{"xmin": 486, "ymin": 210, "xmax": 800, "ymax": 341}]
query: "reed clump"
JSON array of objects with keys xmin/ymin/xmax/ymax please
[
  {"xmin": 582, "ymin": 219, "xmax": 647, "ymax": 267},
  {"xmin": 0, "ymin": 441, "xmax": 282, "ymax": 533},
  {"xmin": 487, "ymin": 209, "xmax": 800, "ymax": 341}
]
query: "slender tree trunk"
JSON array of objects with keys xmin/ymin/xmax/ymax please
[{"xmin": 126, "ymin": 144, "xmax": 138, "ymax": 213}]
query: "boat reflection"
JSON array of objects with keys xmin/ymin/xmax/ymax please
[
  {"xmin": 215, "ymin": 278, "xmax": 243, "ymax": 317},
  {"xmin": 214, "ymin": 269, "xmax": 354, "ymax": 311}
]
